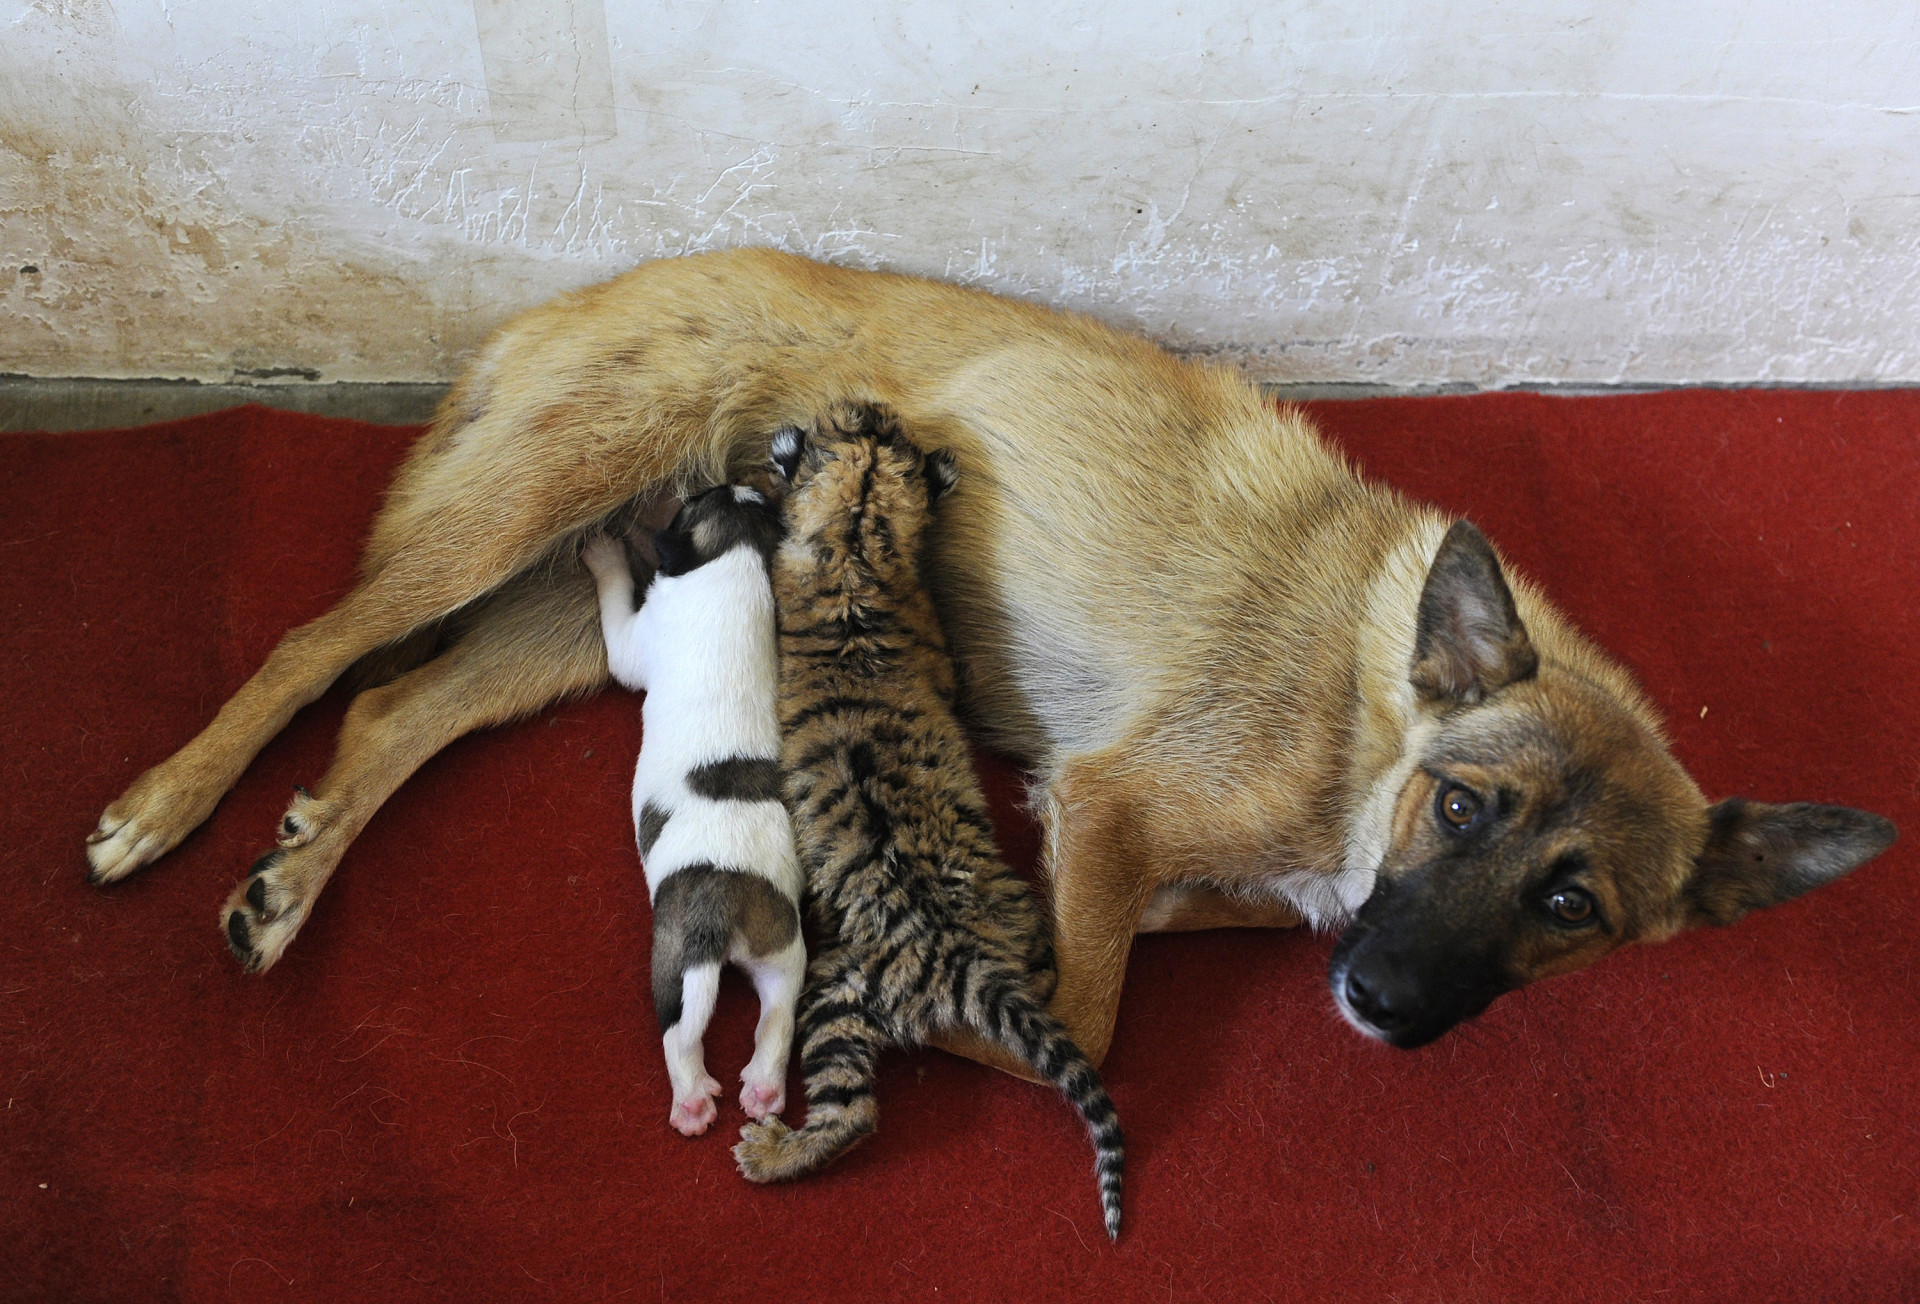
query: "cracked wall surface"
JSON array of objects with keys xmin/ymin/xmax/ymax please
[{"xmin": 3, "ymin": 0, "xmax": 1918, "ymax": 386}]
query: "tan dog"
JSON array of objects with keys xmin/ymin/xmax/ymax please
[{"xmin": 85, "ymin": 249, "xmax": 1896, "ymax": 1066}]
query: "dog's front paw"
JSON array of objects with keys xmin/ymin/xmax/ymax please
[
  {"xmin": 86, "ymin": 761, "xmax": 223, "ymax": 884},
  {"xmin": 86, "ymin": 808, "xmax": 172, "ymax": 886}
]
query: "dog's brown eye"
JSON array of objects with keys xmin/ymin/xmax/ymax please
[
  {"xmin": 1548, "ymin": 888, "xmax": 1594, "ymax": 924},
  {"xmin": 1436, "ymin": 784, "xmax": 1482, "ymax": 830}
]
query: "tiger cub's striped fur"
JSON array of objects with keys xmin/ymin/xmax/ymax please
[{"xmin": 732, "ymin": 403, "xmax": 1125, "ymax": 1239}]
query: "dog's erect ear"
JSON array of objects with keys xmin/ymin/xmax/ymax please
[
  {"xmin": 1410, "ymin": 520, "xmax": 1538, "ymax": 704},
  {"xmin": 769, "ymin": 426, "xmax": 805, "ymax": 483},
  {"xmin": 923, "ymin": 449, "xmax": 959, "ymax": 503},
  {"xmin": 1681, "ymin": 799, "xmax": 1897, "ymax": 927}
]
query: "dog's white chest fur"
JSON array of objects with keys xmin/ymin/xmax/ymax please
[{"xmin": 1270, "ymin": 866, "xmax": 1378, "ymax": 931}]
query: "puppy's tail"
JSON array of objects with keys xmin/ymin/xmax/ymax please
[
  {"xmin": 976, "ymin": 972, "xmax": 1125, "ymax": 1240},
  {"xmin": 734, "ymin": 959, "xmax": 884, "ymax": 1183}
]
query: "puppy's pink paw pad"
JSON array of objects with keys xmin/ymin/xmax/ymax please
[
  {"xmin": 669, "ymin": 1076, "xmax": 721, "ymax": 1136},
  {"xmin": 670, "ymin": 1097, "xmax": 717, "ymax": 1136},
  {"xmin": 740, "ymin": 1080, "xmax": 784, "ymax": 1120}
]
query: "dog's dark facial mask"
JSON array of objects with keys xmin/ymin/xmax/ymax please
[{"xmin": 1330, "ymin": 521, "xmax": 1898, "ymax": 1049}]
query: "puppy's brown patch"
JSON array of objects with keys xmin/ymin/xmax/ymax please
[{"xmin": 651, "ymin": 864, "xmax": 801, "ymax": 1031}]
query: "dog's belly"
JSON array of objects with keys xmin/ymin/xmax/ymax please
[
  {"xmin": 948, "ymin": 599, "xmax": 1135, "ymax": 763},
  {"xmin": 573, "ymin": 249, "xmax": 1381, "ymax": 783},
  {"xmin": 906, "ymin": 353, "xmax": 1241, "ymax": 764},
  {"xmin": 923, "ymin": 476, "xmax": 1160, "ymax": 765}
]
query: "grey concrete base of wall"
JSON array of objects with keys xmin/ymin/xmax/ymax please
[
  {"xmin": 5, "ymin": 377, "xmax": 1916, "ymax": 434},
  {"xmin": 0, "ymin": 378, "xmax": 451, "ymax": 432},
  {"xmin": 5, "ymin": 378, "xmax": 1399, "ymax": 432}
]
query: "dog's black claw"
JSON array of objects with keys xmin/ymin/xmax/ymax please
[
  {"xmin": 248, "ymin": 850, "xmax": 281, "ymax": 878},
  {"xmin": 246, "ymin": 876, "xmax": 268, "ymax": 912},
  {"xmin": 226, "ymin": 911, "xmax": 254, "ymax": 965},
  {"xmin": 86, "ymin": 868, "xmax": 106, "ymax": 888},
  {"xmin": 281, "ymin": 815, "xmax": 299, "ymax": 836},
  {"xmin": 293, "ymin": 785, "xmax": 310, "ymax": 799}
]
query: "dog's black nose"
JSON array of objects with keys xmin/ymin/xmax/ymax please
[{"xmin": 1343, "ymin": 969, "xmax": 1411, "ymax": 1034}]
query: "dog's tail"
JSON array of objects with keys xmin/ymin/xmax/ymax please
[
  {"xmin": 972, "ymin": 970, "xmax": 1126, "ymax": 1239},
  {"xmin": 734, "ymin": 959, "xmax": 884, "ymax": 1183}
]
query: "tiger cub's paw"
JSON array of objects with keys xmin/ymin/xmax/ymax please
[{"xmin": 733, "ymin": 1118, "xmax": 792, "ymax": 1182}]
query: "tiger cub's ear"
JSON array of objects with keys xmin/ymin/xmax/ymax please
[
  {"xmin": 923, "ymin": 449, "xmax": 959, "ymax": 503},
  {"xmin": 770, "ymin": 426, "xmax": 806, "ymax": 484}
]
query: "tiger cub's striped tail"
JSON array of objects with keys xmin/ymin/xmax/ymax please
[
  {"xmin": 982, "ymin": 975, "xmax": 1126, "ymax": 1239},
  {"xmin": 734, "ymin": 957, "xmax": 1126, "ymax": 1239}
]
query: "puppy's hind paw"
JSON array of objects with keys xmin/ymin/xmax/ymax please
[
  {"xmin": 740, "ymin": 1076, "xmax": 785, "ymax": 1121},
  {"xmin": 669, "ymin": 1075, "xmax": 722, "ymax": 1137}
]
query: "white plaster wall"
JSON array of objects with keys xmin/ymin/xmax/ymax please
[{"xmin": 3, "ymin": 0, "xmax": 1917, "ymax": 386}]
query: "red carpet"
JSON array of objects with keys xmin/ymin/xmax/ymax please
[{"xmin": 3, "ymin": 391, "xmax": 1915, "ymax": 1302}]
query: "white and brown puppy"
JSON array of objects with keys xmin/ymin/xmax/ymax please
[{"xmin": 581, "ymin": 484, "xmax": 805, "ymax": 1137}]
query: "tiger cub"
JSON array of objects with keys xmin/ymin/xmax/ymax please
[
  {"xmin": 733, "ymin": 403, "xmax": 1125, "ymax": 1239},
  {"xmin": 581, "ymin": 485, "xmax": 807, "ymax": 1138}
]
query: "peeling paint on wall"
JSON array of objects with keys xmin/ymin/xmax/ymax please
[{"xmin": 1, "ymin": 0, "xmax": 1917, "ymax": 385}]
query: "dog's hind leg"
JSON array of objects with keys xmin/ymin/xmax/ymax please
[
  {"xmin": 85, "ymin": 398, "xmax": 679, "ymax": 887},
  {"xmin": 221, "ymin": 561, "xmax": 609, "ymax": 972},
  {"xmin": 85, "ymin": 574, "xmax": 446, "ymax": 886}
]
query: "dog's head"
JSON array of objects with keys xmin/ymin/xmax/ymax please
[
  {"xmin": 652, "ymin": 482, "xmax": 783, "ymax": 577},
  {"xmin": 1330, "ymin": 520, "xmax": 1897, "ymax": 1049}
]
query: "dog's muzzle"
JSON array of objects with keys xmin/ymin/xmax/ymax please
[{"xmin": 1328, "ymin": 877, "xmax": 1510, "ymax": 1049}]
